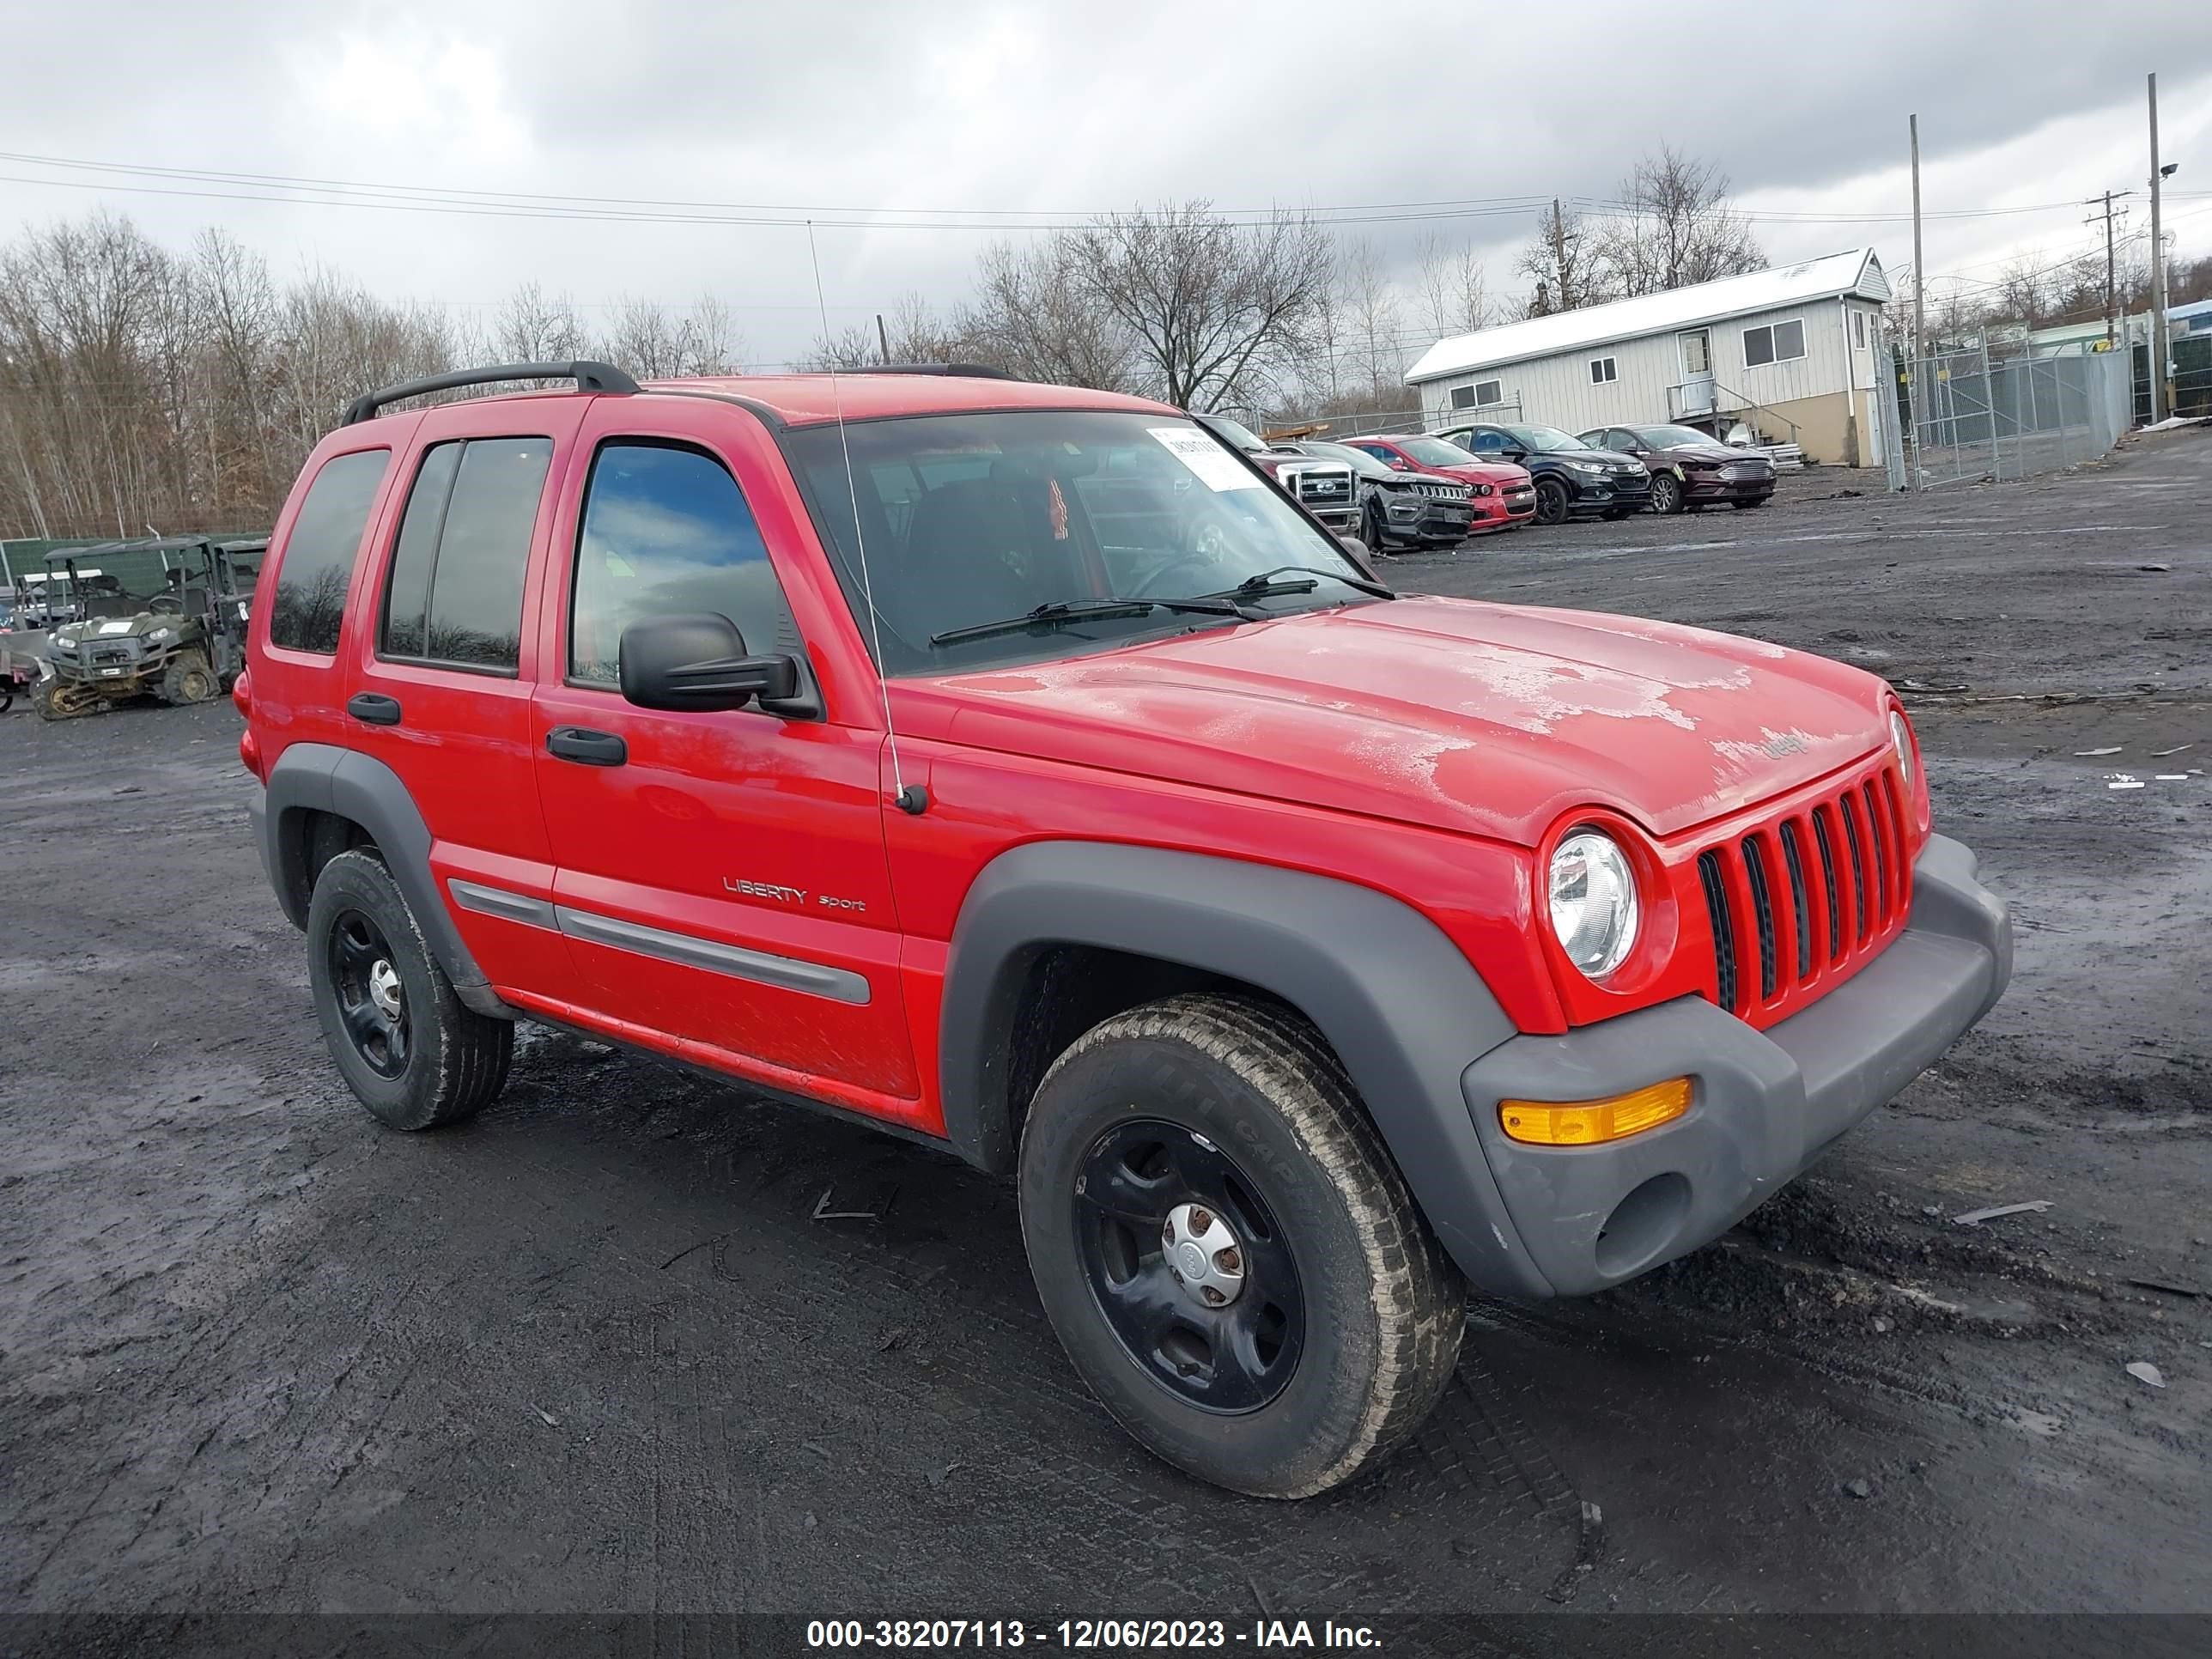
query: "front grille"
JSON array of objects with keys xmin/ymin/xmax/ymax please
[
  {"xmin": 1294, "ymin": 474, "xmax": 1351, "ymax": 502},
  {"xmin": 1413, "ymin": 481, "xmax": 1470, "ymax": 500},
  {"xmin": 1694, "ymin": 761, "xmax": 1912, "ymax": 1018}
]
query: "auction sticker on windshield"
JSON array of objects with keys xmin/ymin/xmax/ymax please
[{"xmin": 1150, "ymin": 427, "xmax": 1261, "ymax": 491}]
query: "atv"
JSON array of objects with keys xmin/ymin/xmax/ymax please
[{"xmin": 34, "ymin": 537, "xmax": 263, "ymax": 721}]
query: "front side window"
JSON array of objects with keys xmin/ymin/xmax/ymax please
[
  {"xmin": 269, "ymin": 448, "xmax": 390, "ymax": 653},
  {"xmin": 569, "ymin": 441, "xmax": 799, "ymax": 687},
  {"xmin": 787, "ymin": 410, "xmax": 1374, "ymax": 676},
  {"xmin": 380, "ymin": 438, "xmax": 551, "ymax": 672}
]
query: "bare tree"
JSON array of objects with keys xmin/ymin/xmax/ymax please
[
  {"xmin": 1413, "ymin": 233, "xmax": 1491, "ymax": 338},
  {"xmin": 959, "ymin": 240, "xmax": 1136, "ymax": 389},
  {"xmin": 1072, "ymin": 202, "xmax": 1333, "ymax": 409},
  {"xmin": 486, "ymin": 281, "xmax": 592, "ymax": 363},
  {"xmin": 1595, "ymin": 145, "xmax": 1764, "ymax": 297},
  {"xmin": 1515, "ymin": 200, "xmax": 1605, "ymax": 317},
  {"xmin": 1334, "ymin": 238, "xmax": 1405, "ymax": 398}
]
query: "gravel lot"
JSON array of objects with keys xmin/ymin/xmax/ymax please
[{"xmin": 2, "ymin": 430, "xmax": 2206, "ymax": 1640}]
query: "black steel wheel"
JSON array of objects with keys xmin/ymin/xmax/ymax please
[
  {"xmin": 1019, "ymin": 994, "xmax": 1463, "ymax": 1498},
  {"xmin": 1532, "ymin": 477, "xmax": 1570, "ymax": 526},
  {"xmin": 327, "ymin": 907, "xmax": 411, "ymax": 1079},
  {"xmin": 1073, "ymin": 1117, "xmax": 1305, "ymax": 1413},
  {"xmin": 306, "ymin": 849, "xmax": 512, "ymax": 1130}
]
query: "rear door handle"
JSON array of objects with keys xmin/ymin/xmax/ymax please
[
  {"xmin": 347, "ymin": 692, "xmax": 402, "ymax": 726},
  {"xmin": 546, "ymin": 726, "xmax": 628, "ymax": 767}
]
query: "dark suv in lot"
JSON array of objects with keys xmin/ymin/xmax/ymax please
[
  {"xmin": 240, "ymin": 359, "xmax": 2010, "ymax": 1501},
  {"xmin": 1577, "ymin": 424, "xmax": 1777, "ymax": 515},
  {"xmin": 1432, "ymin": 421, "xmax": 1650, "ymax": 526}
]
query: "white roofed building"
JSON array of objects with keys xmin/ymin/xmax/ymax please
[{"xmin": 1406, "ymin": 250, "xmax": 1895, "ymax": 466}]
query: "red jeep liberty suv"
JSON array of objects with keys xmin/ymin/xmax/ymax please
[{"xmin": 241, "ymin": 361, "xmax": 2011, "ymax": 1498}]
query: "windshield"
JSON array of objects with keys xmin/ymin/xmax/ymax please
[
  {"xmin": 1297, "ymin": 440, "xmax": 1395, "ymax": 479},
  {"xmin": 1397, "ymin": 435, "xmax": 1478, "ymax": 468},
  {"xmin": 1506, "ymin": 425, "xmax": 1586, "ymax": 452},
  {"xmin": 1634, "ymin": 425, "xmax": 1721, "ymax": 448},
  {"xmin": 787, "ymin": 410, "xmax": 1375, "ymax": 674}
]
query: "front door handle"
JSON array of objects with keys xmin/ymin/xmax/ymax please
[
  {"xmin": 546, "ymin": 726, "xmax": 628, "ymax": 767},
  {"xmin": 347, "ymin": 692, "xmax": 402, "ymax": 726}
]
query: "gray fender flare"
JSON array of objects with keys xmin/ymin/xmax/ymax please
[
  {"xmin": 254, "ymin": 742, "xmax": 510, "ymax": 1018},
  {"xmin": 938, "ymin": 841, "xmax": 1550, "ymax": 1298}
]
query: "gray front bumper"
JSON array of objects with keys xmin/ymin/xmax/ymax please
[{"xmin": 1459, "ymin": 835, "xmax": 2011, "ymax": 1296}]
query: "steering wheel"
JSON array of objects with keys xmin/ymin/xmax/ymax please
[
  {"xmin": 1126, "ymin": 551, "xmax": 1231, "ymax": 599},
  {"xmin": 147, "ymin": 594, "xmax": 184, "ymax": 615}
]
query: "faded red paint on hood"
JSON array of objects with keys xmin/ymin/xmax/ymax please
[{"xmin": 925, "ymin": 597, "xmax": 1892, "ymax": 848}]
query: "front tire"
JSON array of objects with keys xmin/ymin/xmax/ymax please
[
  {"xmin": 1532, "ymin": 477, "xmax": 1570, "ymax": 526},
  {"xmin": 1649, "ymin": 473, "xmax": 1684, "ymax": 515},
  {"xmin": 160, "ymin": 652, "xmax": 219, "ymax": 705},
  {"xmin": 1019, "ymin": 994, "xmax": 1463, "ymax": 1498},
  {"xmin": 306, "ymin": 849, "xmax": 512, "ymax": 1130}
]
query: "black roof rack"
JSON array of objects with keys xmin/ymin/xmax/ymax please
[
  {"xmin": 341, "ymin": 360, "xmax": 638, "ymax": 426},
  {"xmin": 841, "ymin": 362, "xmax": 1018, "ymax": 381}
]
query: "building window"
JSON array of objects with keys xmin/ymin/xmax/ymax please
[
  {"xmin": 1589, "ymin": 356, "xmax": 1618, "ymax": 385},
  {"xmin": 1449, "ymin": 385, "xmax": 1476, "ymax": 410},
  {"xmin": 1743, "ymin": 318, "xmax": 1807, "ymax": 368},
  {"xmin": 1853, "ymin": 311, "xmax": 1868, "ymax": 349},
  {"xmin": 1450, "ymin": 379, "xmax": 1504, "ymax": 410}
]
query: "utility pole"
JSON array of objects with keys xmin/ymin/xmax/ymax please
[
  {"xmin": 2147, "ymin": 73, "xmax": 2171, "ymax": 423},
  {"xmin": 1910, "ymin": 114, "xmax": 1927, "ymax": 360},
  {"xmin": 2087, "ymin": 190, "xmax": 2132, "ymax": 348},
  {"xmin": 876, "ymin": 313, "xmax": 892, "ymax": 366}
]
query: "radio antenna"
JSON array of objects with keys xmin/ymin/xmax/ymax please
[{"xmin": 807, "ymin": 221, "xmax": 925, "ymax": 815}]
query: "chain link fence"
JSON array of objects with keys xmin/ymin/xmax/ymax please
[{"xmin": 1885, "ymin": 337, "xmax": 2133, "ymax": 491}]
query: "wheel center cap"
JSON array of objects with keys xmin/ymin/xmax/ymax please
[
  {"xmin": 1162, "ymin": 1200, "xmax": 1246, "ymax": 1310},
  {"xmin": 368, "ymin": 960, "xmax": 404, "ymax": 1022}
]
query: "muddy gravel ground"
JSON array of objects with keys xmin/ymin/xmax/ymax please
[{"xmin": 1, "ymin": 431, "xmax": 2207, "ymax": 1647}]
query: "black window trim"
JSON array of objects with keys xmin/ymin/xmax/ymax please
[
  {"xmin": 562, "ymin": 433, "xmax": 820, "ymax": 719},
  {"xmin": 373, "ymin": 434, "xmax": 551, "ymax": 680},
  {"xmin": 265, "ymin": 444, "xmax": 393, "ymax": 659}
]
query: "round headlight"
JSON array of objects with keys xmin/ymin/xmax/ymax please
[
  {"xmin": 1889, "ymin": 709, "xmax": 1915, "ymax": 793},
  {"xmin": 1548, "ymin": 830, "xmax": 1640, "ymax": 980}
]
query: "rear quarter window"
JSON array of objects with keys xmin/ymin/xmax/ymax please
[{"xmin": 269, "ymin": 448, "xmax": 391, "ymax": 654}]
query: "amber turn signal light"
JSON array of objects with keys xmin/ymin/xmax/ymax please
[{"xmin": 1498, "ymin": 1077, "xmax": 1692, "ymax": 1146}]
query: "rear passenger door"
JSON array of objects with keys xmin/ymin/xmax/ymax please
[
  {"xmin": 527, "ymin": 402, "xmax": 917, "ymax": 1107},
  {"xmin": 343, "ymin": 400, "xmax": 586, "ymax": 1001}
]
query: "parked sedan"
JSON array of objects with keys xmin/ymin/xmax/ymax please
[
  {"xmin": 1272, "ymin": 440, "xmax": 1478, "ymax": 553},
  {"xmin": 1336, "ymin": 434, "xmax": 1536, "ymax": 533},
  {"xmin": 1429, "ymin": 422, "xmax": 1651, "ymax": 525},
  {"xmin": 1577, "ymin": 423, "xmax": 1778, "ymax": 515}
]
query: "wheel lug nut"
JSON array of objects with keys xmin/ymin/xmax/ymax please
[
  {"xmin": 1214, "ymin": 1247, "xmax": 1241, "ymax": 1274},
  {"xmin": 1189, "ymin": 1206, "xmax": 1213, "ymax": 1233},
  {"xmin": 1200, "ymin": 1286, "xmax": 1225, "ymax": 1306}
]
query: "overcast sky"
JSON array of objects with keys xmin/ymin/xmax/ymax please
[{"xmin": 6, "ymin": 1, "xmax": 2210, "ymax": 369}]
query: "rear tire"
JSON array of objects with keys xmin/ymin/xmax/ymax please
[
  {"xmin": 1018, "ymin": 994, "xmax": 1463, "ymax": 1498},
  {"xmin": 306, "ymin": 849, "xmax": 512, "ymax": 1130},
  {"xmin": 160, "ymin": 652, "xmax": 219, "ymax": 705}
]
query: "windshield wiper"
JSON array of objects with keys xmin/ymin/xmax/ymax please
[
  {"xmin": 928, "ymin": 595, "xmax": 1248, "ymax": 647},
  {"xmin": 1186, "ymin": 564, "xmax": 1397, "ymax": 605}
]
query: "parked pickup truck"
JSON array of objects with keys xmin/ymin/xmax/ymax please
[
  {"xmin": 242, "ymin": 360, "xmax": 2012, "ymax": 1499},
  {"xmin": 1191, "ymin": 412, "xmax": 1360, "ymax": 535}
]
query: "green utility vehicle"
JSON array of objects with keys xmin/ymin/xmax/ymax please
[{"xmin": 33, "ymin": 537, "xmax": 264, "ymax": 721}]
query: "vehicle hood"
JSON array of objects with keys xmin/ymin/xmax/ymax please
[
  {"xmin": 52, "ymin": 615, "xmax": 164, "ymax": 646},
  {"xmin": 930, "ymin": 597, "xmax": 1890, "ymax": 847},
  {"xmin": 1368, "ymin": 468, "xmax": 1467, "ymax": 491},
  {"xmin": 1656, "ymin": 443, "xmax": 1757, "ymax": 465},
  {"xmin": 1432, "ymin": 461, "xmax": 1531, "ymax": 488}
]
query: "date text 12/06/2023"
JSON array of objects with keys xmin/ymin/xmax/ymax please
[{"xmin": 804, "ymin": 1619, "xmax": 1382, "ymax": 1649}]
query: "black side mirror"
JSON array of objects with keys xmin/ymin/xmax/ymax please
[
  {"xmin": 619, "ymin": 614, "xmax": 799, "ymax": 712},
  {"xmin": 1336, "ymin": 535, "xmax": 1380, "ymax": 580}
]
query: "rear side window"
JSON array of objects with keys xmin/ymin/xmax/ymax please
[
  {"xmin": 568, "ymin": 441, "xmax": 798, "ymax": 687},
  {"xmin": 269, "ymin": 448, "xmax": 390, "ymax": 653},
  {"xmin": 380, "ymin": 437, "xmax": 553, "ymax": 672}
]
